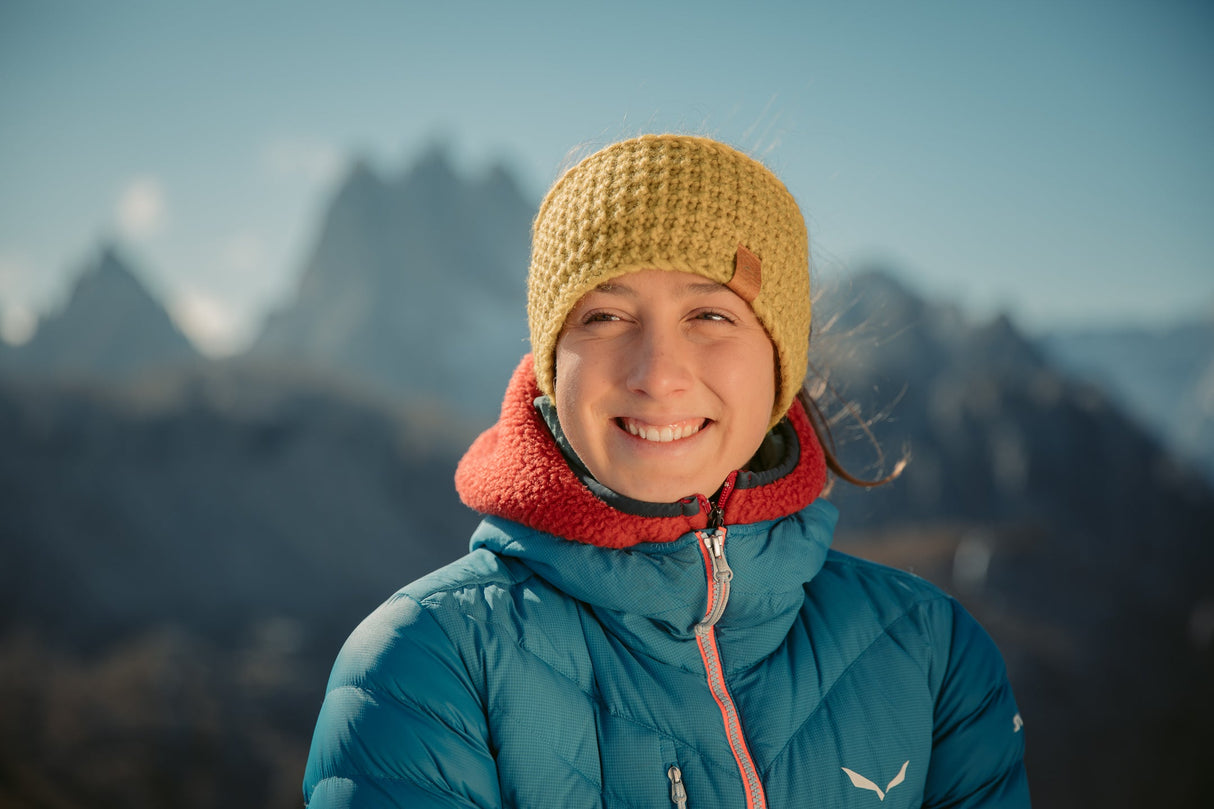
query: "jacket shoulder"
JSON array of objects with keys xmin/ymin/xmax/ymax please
[
  {"xmin": 305, "ymin": 544, "xmax": 607, "ymax": 806},
  {"xmin": 817, "ymin": 549, "xmax": 953, "ymax": 628},
  {"xmin": 813, "ymin": 550, "xmax": 1010, "ymax": 696},
  {"xmin": 303, "ymin": 551, "xmax": 516, "ymax": 806},
  {"xmin": 403, "ymin": 546, "xmax": 531, "ymax": 608},
  {"xmin": 330, "ymin": 546, "xmax": 552, "ymax": 690},
  {"xmin": 815, "ymin": 550, "xmax": 1028, "ymax": 806}
]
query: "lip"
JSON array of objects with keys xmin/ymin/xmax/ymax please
[{"xmin": 616, "ymin": 416, "xmax": 710, "ymax": 444}]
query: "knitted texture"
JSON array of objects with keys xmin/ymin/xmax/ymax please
[
  {"xmin": 455, "ymin": 355, "xmax": 827, "ymax": 548},
  {"xmin": 528, "ymin": 134, "xmax": 812, "ymax": 428}
]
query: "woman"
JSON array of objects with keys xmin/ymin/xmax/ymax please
[{"xmin": 303, "ymin": 135, "xmax": 1029, "ymax": 807}]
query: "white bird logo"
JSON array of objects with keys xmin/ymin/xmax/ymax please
[{"xmin": 841, "ymin": 760, "xmax": 909, "ymax": 802}]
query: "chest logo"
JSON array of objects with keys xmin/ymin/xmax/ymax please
[{"xmin": 841, "ymin": 760, "xmax": 909, "ymax": 802}]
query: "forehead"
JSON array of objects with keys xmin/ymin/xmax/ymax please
[{"xmin": 589, "ymin": 270, "xmax": 731, "ymax": 299}]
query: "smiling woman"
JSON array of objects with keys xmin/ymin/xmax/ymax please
[{"xmin": 302, "ymin": 135, "xmax": 1030, "ymax": 808}]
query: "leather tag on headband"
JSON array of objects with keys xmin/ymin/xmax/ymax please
[{"xmin": 728, "ymin": 244, "xmax": 762, "ymax": 302}]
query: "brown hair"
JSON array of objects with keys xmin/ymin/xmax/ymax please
[{"xmin": 796, "ymin": 368, "xmax": 908, "ymax": 491}]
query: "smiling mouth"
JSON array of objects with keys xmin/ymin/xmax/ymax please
[{"xmin": 618, "ymin": 417, "xmax": 708, "ymax": 443}]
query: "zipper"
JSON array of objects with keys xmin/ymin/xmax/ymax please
[
  {"xmin": 701, "ymin": 471, "xmax": 736, "ymax": 532},
  {"xmin": 693, "ymin": 472, "xmax": 735, "ymax": 636},
  {"xmin": 691, "ymin": 473, "xmax": 767, "ymax": 809},
  {"xmin": 667, "ymin": 765, "xmax": 688, "ymax": 808}
]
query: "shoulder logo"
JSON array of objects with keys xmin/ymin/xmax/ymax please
[
  {"xmin": 841, "ymin": 760, "xmax": 909, "ymax": 802},
  {"xmin": 1013, "ymin": 713, "xmax": 1024, "ymax": 733}
]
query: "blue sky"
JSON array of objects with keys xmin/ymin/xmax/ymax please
[{"xmin": 2, "ymin": 0, "xmax": 1211, "ymax": 354}]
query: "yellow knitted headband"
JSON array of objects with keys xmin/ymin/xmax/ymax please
[{"xmin": 528, "ymin": 134, "xmax": 811, "ymax": 428}]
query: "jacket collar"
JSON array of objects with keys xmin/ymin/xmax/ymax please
[
  {"xmin": 455, "ymin": 355, "xmax": 828, "ymax": 548},
  {"xmin": 468, "ymin": 502, "xmax": 838, "ymax": 673}
]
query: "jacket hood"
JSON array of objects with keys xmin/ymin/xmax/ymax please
[{"xmin": 455, "ymin": 354, "xmax": 828, "ymax": 548}]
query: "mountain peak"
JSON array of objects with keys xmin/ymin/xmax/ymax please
[
  {"xmin": 403, "ymin": 142, "xmax": 459, "ymax": 188},
  {"xmin": 5, "ymin": 245, "xmax": 199, "ymax": 381},
  {"xmin": 817, "ymin": 266, "xmax": 928, "ymax": 338},
  {"xmin": 250, "ymin": 143, "xmax": 533, "ymax": 420},
  {"xmin": 478, "ymin": 159, "xmax": 532, "ymax": 211},
  {"xmin": 330, "ymin": 157, "xmax": 388, "ymax": 205},
  {"xmin": 74, "ymin": 243, "xmax": 156, "ymax": 308}
]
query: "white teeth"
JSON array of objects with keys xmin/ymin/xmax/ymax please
[{"xmin": 623, "ymin": 419, "xmax": 703, "ymax": 443}]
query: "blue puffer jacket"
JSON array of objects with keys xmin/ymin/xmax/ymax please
[{"xmin": 303, "ymin": 359, "xmax": 1029, "ymax": 807}]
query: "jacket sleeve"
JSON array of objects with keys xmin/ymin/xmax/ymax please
[
  {"xmin": 924, "ymin": 598, "xmax": 1030, "ymax": 808},
  {"xmin": 303, "ymin": 592, "xmax": 503, "ymax": 809}
]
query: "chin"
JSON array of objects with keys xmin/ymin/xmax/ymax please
[{"xmin": 609, "ymin": 474, "xmax": 715, "ymax": 504}]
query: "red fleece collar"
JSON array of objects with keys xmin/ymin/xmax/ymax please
[{"xmin": 455, "ymin": 355, "xmax": 827, "ymax": 549}]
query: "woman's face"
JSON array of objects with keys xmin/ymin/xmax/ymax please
[{"xmin": 554, "ymin": 269, "xmax": 777, "ymax": 503}]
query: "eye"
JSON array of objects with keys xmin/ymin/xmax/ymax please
[
  {"xmin": 692, "ymin": 308, "xmax": 736, "ymax": 324},
  {"xmin": 581, "ymin": 310, "xmax": 622, "ymax": 324}
]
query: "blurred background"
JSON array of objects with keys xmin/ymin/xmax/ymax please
[{"xmin": 1, "ymin": 2, "xmax": 1211, "ymax": 807}]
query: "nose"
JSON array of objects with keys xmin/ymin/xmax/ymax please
[{"xmin": 626, "ymin": 323, "xmax": 693, "ymax": 399}]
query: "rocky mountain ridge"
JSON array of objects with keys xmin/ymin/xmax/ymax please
[
  {"xmin": 251, "ymin": 146, "xmax": 533, "ymax": 423},
  {"xmin": 1, "ymin": 246, "xmax": 200, "ymax": 381},
  {"xmin": 1042, "ymin": 318, "xmax": 1214, "ymax": 483}
]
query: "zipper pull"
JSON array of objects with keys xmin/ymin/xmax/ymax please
[
  {"xmin": 667, "ymin": 765, "xmax": 688, "ymax": 809},
  {"xmin": 694, "ymin": 526, "xmax": 733, "ymax": 635},
  {"xmin": 705, "ymin": 529, "xmax": 732, "ymax": 583}
]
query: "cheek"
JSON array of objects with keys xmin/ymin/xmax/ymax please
[
  {"xmin": 554, "ymin": 335, "xmax": 617, "ymax": 412},
  {"xmin": 553, "ymin": 341, "xmax": 579, "ymax": 408},
  {"xmin": 732, "ymin": 340, "xmax": 777, "ymax": 411},
  {"xmin": 734, "ymin": 349, "xmax": 778, "ymax": 462},
  {"xmin": 553, "ymin": 343, "xmax": 594, "ymax": 446}
]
